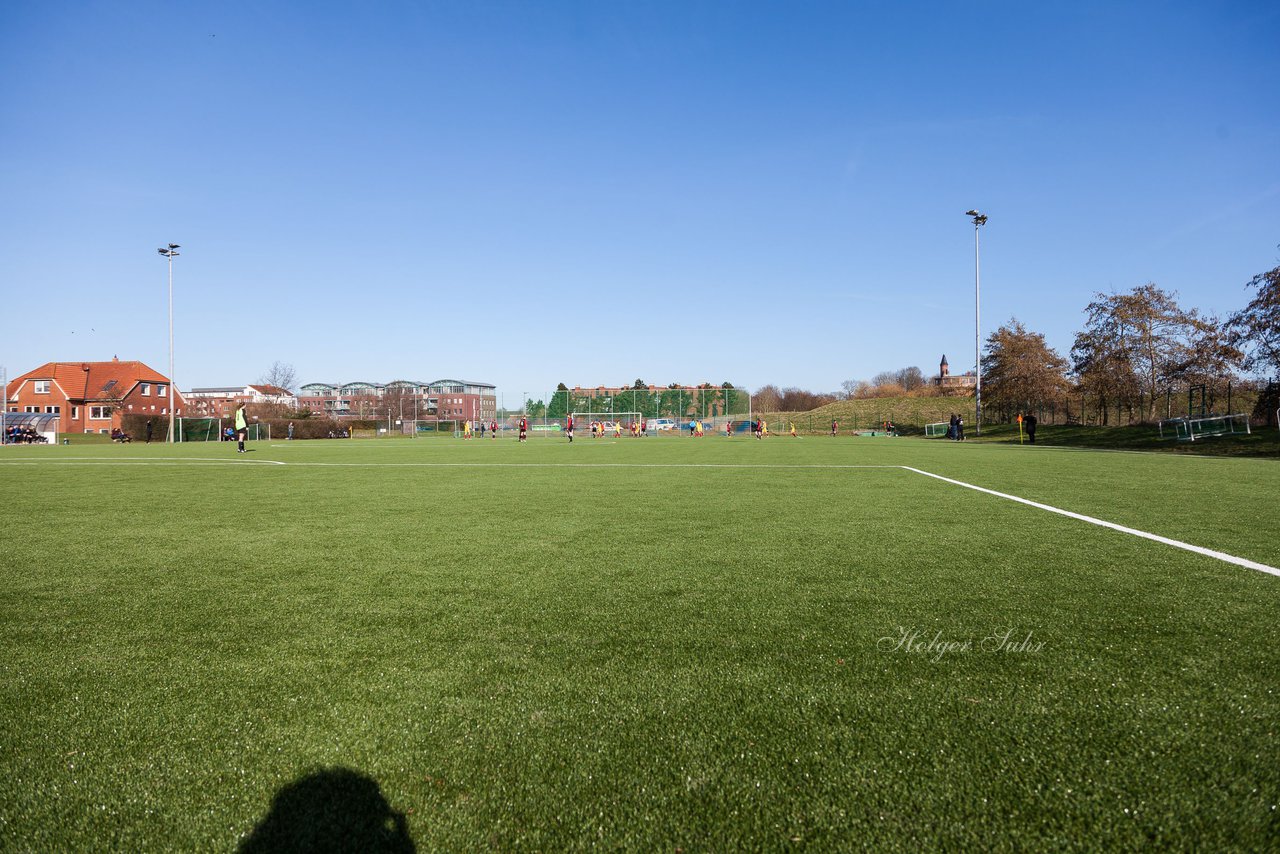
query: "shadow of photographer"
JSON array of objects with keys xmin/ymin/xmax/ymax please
[{"xmin": 239, "ymin": 766, "xmax": 415, "ymax": 853}]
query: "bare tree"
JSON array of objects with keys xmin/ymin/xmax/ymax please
[
  {"xmin": 1072, "ymin": 284, "xmax": 1202, "ymax": 421},
  {"xmin": 898, "ymin": 367, "xmax": 926, "ymax": 391},
  {"xmin": 870, "ymin": 367, "xmax": 925, "ymax": 393},
  {"xmin": 753, "ymin": 384, "xmax": 782, "ymax": 412},
  {"xmin": 258, "ymin": 361, "xmax": 298, "ymax": 392}
]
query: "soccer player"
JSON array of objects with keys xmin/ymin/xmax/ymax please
[
  {"xmin": 790, "ymin": 422, "xmax": 797, "ymax": 438},
  {"xmin": 614, "ymin": 421, "xmax": 622, "ymax": 438},
  {"xmin": 831, "ymin": 419, "xmax": 838, "ymax": 437},
  {"xmin": 463, "ymin": 420, "xmax": 472, "ymax": 439},
  {"xmin": 754, "ymin": 418, "xmax": 762, "ymax": 440},
  {"xmin": 566, "ymin": 414, "xmax": 574, "ymax": 442},
  {"xmin": 519, "ymin": 416, "xmax": 528, "ymax": 443},
  {"xmin": 234, "ymin": 403, "xmax": 248, "ymax": 453},
  {"xmin": 640, "ymin": 419, "xmax": 647, "ymax": 437},
  {"xmin": 725, "ymin": 420, "xmax": 732, "ymax": 438},
  {"xmin": 490, "ymin": 420, "xmax": 498, "ymax": 439}
]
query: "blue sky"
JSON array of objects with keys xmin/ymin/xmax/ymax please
[{"xmin": 2, "ymin": 1, "xmax": 1277, "ymax": 405}]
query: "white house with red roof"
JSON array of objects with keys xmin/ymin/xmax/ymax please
[
  {"xmin": 184, "ymin": 384, "xmax": 297, "ymax": 417},
  {"xmin": 4, "ymin": 358, "xmax": 185, "ymax": 434}
]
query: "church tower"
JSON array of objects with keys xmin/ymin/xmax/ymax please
[{"xmin": 939, "ymin": 354, "xmax": 950, "ymax": 378}]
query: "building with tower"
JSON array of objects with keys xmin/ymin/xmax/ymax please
[{"xmin": 933, "ymin": 354, "xmax": 977, "ymax": 394}]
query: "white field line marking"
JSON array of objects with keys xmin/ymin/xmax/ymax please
[
  {"xmin": 0, "ymin": 457, "xmax": 285, "ymax": 466},
  {"xmin": 0, "ymin": 458, "xmax": 896, "ymax": 470},
  {"xmin": 269, "ymin": 462, "xmax": 900, "ymax": 469},
  {"xmin": 901, "ymin": 465, "xmax": 1280, "ymax": 578}
]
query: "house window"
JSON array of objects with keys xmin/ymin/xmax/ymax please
[
  {"xmin": 34, "ymin": 380, "xmax": 50, "ymax": 394},
  {"xmin": 156, "ymin": 384, "xmax": 166, "ymax": 396},
  {"xmin": 25, "ymin": 406, "xmax": 38, "ymax": 413},
  {"xmin": 90, "ymin": 405, "xmax": 112, "ymax": 420},
  {"xmin": 45, "ymin": 406, "xmax": 60, "ymax": 414},
  {"xmin": 140, "ymin": 383, "xmax": 150, "ymax": 396},
  {"xmin": 72, "ymin": 406, "xmax": 79, "ymax": 419}
]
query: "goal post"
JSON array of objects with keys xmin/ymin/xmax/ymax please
[
  {"xmin": 1159, "ymin": 413, "xmax": 1250, "ymax": 442},
  {"xmin": 570, "ymin": 412, "xmax": 644, "ymax": 434},
  {"xmin": 925, "ymin": 421, "xmax": 950, "ymax": 438}
]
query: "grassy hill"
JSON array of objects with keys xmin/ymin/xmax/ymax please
[{"xmin": 758, "ymin": 396, "xmax": 972, "ymax": 432}]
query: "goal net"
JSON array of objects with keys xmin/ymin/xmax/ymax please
[
  {"xmin": 177, "ymin": 418, "xmax": 268, "ymax": 442},
  {"xmin": 1158, "ymin": 413, "xmax": 1250, "ymax": 442},
  {"xmin": 571, "ymin": 412, "xmax": 644, "ymax": 434},
  {"xmin": 925, "ymin": 421, "xmax": 950, "ymax": 438}
]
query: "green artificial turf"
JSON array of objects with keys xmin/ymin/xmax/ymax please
[
  {"xmin": 967, "ymin": 422, "xmax": 1280, "ymax": 458},
  {"xmin": 1, "ymin": 436, "xmax": 1277, "ymax": 850}
]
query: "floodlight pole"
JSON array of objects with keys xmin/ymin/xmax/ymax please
[
  {"xmin": 157, "ymin": 243, "xmax": 180, "ymax": 443},
  {"xmin": 966, "ymin": 212, "xmax": 987, "ymax": 435}
]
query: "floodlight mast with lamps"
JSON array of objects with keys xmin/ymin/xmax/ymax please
[
  {"xmin": 157, "ymin": 244, "xmax": 180, "ymax": 443},
  {"xmin": 965, "ymin": 211, "xmax": 987, "ymax": 435}
]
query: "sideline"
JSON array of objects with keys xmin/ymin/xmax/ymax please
[
  {"xmin": 0, "ymin": 456, "xmax": 286, "ymax": 466},
  {"xmin": 901, "ymin": 465, "xmax": 1280, "ymax": 578}
]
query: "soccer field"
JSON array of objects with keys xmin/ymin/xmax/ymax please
[{"xmin": 2, "ymin": 435, "xmax": 1277, "ymax": 850}]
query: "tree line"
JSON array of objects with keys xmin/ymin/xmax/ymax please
[{"xmin": 759, "ymin": 256, "xmax": 1280, "ymax": 425}]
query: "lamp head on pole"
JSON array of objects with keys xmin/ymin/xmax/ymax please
[
  {"xmin": 966, "ymin": 210, "xmax": 988, "ymax": 227},
  {"xmin": 157, "ymin": 245, "xmax": 180, "ymax": 258}
]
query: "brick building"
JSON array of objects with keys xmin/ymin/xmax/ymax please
[
  {"xmin": 934, "ymin": 354, "xmax": 978, "ymax": 394},
  {"xmin": 185, "ymin": 385, "xmax": 297, "ymax": 418},
  {"xmin": 297, "ymin": 379, "xmax": 496, "ymax": 423},
  {"xmin": 5, "ymin": 358, "xmax": 185, "ymax": 434}
]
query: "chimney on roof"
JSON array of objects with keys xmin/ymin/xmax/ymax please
[{"xmin": 113, "ymin": 355, "xmax": 119, "ymax": 361}]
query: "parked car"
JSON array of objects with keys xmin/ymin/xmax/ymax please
[{"xmin": 650, "ymin": 418, "xmax": 677, "ymax": 431}]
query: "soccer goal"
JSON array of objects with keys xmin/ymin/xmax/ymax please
[
  {"xmin": 571, "ymin": 412, "xmax": 644, "ymax": 434},
  {"xmin": 177, "ymin": 418, "xmax": 268, "ymax": 442},
  {"xmin": 1158, "ymin": 413, "xmax": 1251, "ymax": 442},
  {"xmin": 924, "ymin": 421, "xmax": 950, "ymax": 438}
]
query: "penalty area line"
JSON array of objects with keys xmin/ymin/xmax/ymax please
[
  {"xmin": 275, "ymin": 462, "xmax": 902, "ymax": 470},
  {"xmin": 0, "ymin": 457, "xmax": 286, "ymax": 466},
  {"xmin": 900, "ymin": 466, "xmax": 1279, "ymax": 578}
]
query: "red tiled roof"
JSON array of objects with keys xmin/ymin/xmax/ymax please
[
  {"xmin": 6, "ymin": 360, "xmax": 176, "ymax": 401},
  {"xmin": 248, "ymin": 384, "xmax": 292, "ymax": 396}
]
